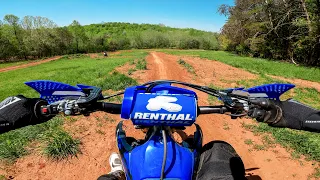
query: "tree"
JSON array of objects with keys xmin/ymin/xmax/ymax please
[
  {"xmin": 69, "ymin": 20, "xmax": 88, "ymax": 53},
  {"xmin": 3, "ymin": 14, "xmax": 26, "ymax": 59},
  {"xmin": 219, "ymin": 0, "xmax": 320, "ymax": 66}
]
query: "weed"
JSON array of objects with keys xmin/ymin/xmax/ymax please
[
  {"xmin": 96, "ymin": 129, "xmax": 105, "ymax": 135},
  {"xmin": 44, "ymin": 130, "xmax": 80, "ymax": 160},
  {"xmin": 253, "ymin": 144, "xmax": 266, "ymax": 151},
  {"xmin": 223, "ymin": 122, "xmax": 230, "ymax": 130},
  {"xmin": 312, "ymin": 167, "xmax": 320, "ymax": 179},
  {"xmin": 177, "ymin": 59, "xmax": 195, "ymax": 75},
  {"xmin": 0, "ymin": 175, "xmax": 5, "ymax": 180},
  {"xmin": 65, "ymin": 116, "xmax": 77, "ymax": 123},
  {"xmin": 262, "ymin": 135, "xmax": 275, "ymax": 147},
  {"xmin": 97, "ymin": 122, "xmax": 103, "ymax": 127},
  {"xmin": 129, "ymin": 59, "xmax": 135, "ymax": 65},
  {"xmin": 291, "ymin": 151, "xmax": 301, "ymax": 159},
  {"xmin": 244, "ymin": 139, "xmax": 254, "ymax": 145},
  {"xmin": 128, "ymin": 68, "xmax": 136, "ymax": 75},
  {"xmin": 94, "ymin": 115, "xmax": 101, "ymax": 121},
  {"xmin": 136, "ymin": 58, "xmax": 147, "ymax": 70}
]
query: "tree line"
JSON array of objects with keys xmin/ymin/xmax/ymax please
[
  {"xmin": 0, "ymin": 14, "xmax": 219, "ymax": 62},
  {"xmin": 219, "ymin": 0, "xmax": 320, "ymax": 66}
]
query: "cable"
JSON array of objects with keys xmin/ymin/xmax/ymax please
[
  {"xmin": 160, "ymin": 129, "xmax": 167, "ymax": 180},
  {"xmin": 144, "ymin": 80, "xmax": 221, "ymax": 97},
  {"xmin": 102, "ymin": 91, "xmax": 124, "ymax": 100},
  {"xmin": 145, "ymin": 80, "xmax": 249, "ymax": 101}
]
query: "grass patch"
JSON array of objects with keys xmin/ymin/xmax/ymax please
[
  {"xmin": 161, "ymin": 50, "xmax": 320, "ymax": 82},
  {"xmin": 136, "ymin": 58, "xmax": 147, "ymax": 70},
  {"xmin": 129, "ymin": 59, "xmax": 135, "ymax": 65},
  {"xmin": 253, "ymin": 144, "xmax": 266, "ymax": 151},
  {"xmin": 44, "ymin": 130, "xmax": 80, "ymax": 160},
  {"xmin": 0, "ymin": 117, "xmax": 77, "ymax": 162},
  {"xmin": 244, "ymin": 139, "xmax": 254, "ymax": 145},
  {"xmin": 242, "ymin": 122, "xmax": 320, "ymax": 161},
  {"xmin": 128, "ymin": 68, "xmax": 136, "ymax": 75},
  {"xmin": 294, "ymin": 88, "xmax": 320, "ymax": 109},
  {"xmin": 0, "ymin": 175, "xmax": 5, "ymax": 180},
  {"xmin": 177, "ymin": 59, "xmax": 195, "ymax": 75},
  {"xmin": 223, "ymin": 122, "xmax": 230, "ymax": 130},
  {"xmin": 311, "ymin": 167, "xmax": 320, "ymax": 179},
  {"xmin": 102, "ymin": 71, "xmax": 137, "ymax": 91}
]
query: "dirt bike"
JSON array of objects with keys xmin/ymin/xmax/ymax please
[{"xmin": 25, "ymin": 80, "xmax": 295, "ymax": 180}]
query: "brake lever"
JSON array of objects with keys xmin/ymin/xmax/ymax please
[{"xmin": 76, "ymin": 86, "xmax": 102, "ymax": 107}]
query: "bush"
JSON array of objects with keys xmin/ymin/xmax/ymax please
[{"xmin": 235, "ymin": 44, "xmax": 251, "ymax": 55}]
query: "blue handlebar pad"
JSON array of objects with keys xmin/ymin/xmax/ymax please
[
  {"xmin": 121, "ymin": 85, "xmax": 198, "ymax": 127},
  {"xmin": 130, "ymin": 93, "xmax": 197, "ymax": 126}
]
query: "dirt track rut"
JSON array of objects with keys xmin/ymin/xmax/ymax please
[{"xmin": 0, "ymin": 56, "xmax": 62, "ymax": 73}]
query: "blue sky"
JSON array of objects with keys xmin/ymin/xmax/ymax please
[{"xmin": 0, "ymin": 0, "xmax": 234, "ymax": 32}]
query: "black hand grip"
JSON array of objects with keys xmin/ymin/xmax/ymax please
[
  {"xmin": 100, "ymin": 102, "xmax": 122, "ymax": 114},
  {"xmin": 250, "ymin": 98, "xmax": 274, "ymax": 109},
  {"xmin": 198, "ymin": 106, "xmax": 228, "ymax": 115}
]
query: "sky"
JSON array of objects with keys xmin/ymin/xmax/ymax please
[{"xmin": 0, "ymin": 0, "xmax": 234, "ymax": 32}]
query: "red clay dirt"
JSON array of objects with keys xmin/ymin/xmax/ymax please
[
  {"xmin": 0, "ymin": 56, "xmax": 62, "ymax": 73},
  {"xmin": 1, "ymin": 52, "xmax": 318, "ymax": 180}
]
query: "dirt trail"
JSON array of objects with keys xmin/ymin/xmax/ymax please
[
  {"xmin": 1, "ymin": 52, "xmax": 317, "ymax": 180},
  {"xmin": 0, "ymin": 56, "xmax": 62, "ymax": 73}
]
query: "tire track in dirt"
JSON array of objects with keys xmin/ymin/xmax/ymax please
[
  {"xmin": 151, "ymin": 52, "xmax": 167, "ymax": 79},
  {"xmin": 0, "ymin": 56, "xmax": 62, "ymax": 73}
]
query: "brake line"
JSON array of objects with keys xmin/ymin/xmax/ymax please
[{"xmin": 160, "ymin": 129, "xmax": 167, "ymax": 180}]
